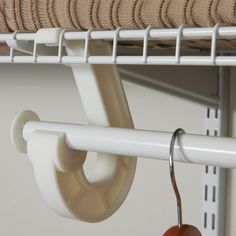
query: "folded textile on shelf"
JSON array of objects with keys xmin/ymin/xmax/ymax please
[
  {"xmin": 2, "ymin": 0, "xmax": 236, "ymax": 32},
  {"xmin": 1, "ymin": 0, "xmax": 236, "ymax": 49}
]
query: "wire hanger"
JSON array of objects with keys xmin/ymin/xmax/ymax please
[{"xmin": 163, "ymin": 128, "xmax": 202, "ymax": 236}]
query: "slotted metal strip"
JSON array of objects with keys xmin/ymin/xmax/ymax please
[{"xmin": 202, "ymin": 67, "xmax": 229, "ymax": 236}]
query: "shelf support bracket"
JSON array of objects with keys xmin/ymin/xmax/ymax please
[{"xmin": 10, "ymin": 28, "xmax": 137, "ymax": 223}]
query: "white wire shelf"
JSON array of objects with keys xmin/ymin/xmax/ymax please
[{"xmin": 2, "ymin": 25, "xmax": 236, "ymax": 66}]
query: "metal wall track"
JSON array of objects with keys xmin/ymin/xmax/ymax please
[{"xmin": 202, "ymin": 67, "xmax": 229, "ymax": 235}]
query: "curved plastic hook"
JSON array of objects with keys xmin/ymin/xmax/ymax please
[{"xmin": 11, "ymin": 110, "xmax": 136, "ymax": 222}]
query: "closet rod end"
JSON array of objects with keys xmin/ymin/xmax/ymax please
[{"xmin": 11, "ymin": 110, "xmax": 40, "ymax": 153}]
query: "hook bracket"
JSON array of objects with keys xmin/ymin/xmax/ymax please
[{"xmin": 11, "ymin": 28, "xmax": 137, "ymax": 222}]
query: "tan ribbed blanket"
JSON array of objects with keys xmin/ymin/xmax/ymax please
[
  {"xmin": 0, "ymin": 0, "xmax": 235, "ymax": 32},
  {"xmin": 0, "ymin": 0, "xmax": 236, "ymax": 49}
]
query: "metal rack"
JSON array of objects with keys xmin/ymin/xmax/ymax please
[{"xmin": 1, "ymin": 25, "xmax": 236, "ymax": 66}]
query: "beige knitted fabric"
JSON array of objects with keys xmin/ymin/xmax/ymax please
[
  {"xmin": 1, "ymin": 0, "xmax": 236, "ymax": 49},
  {"xmin": 4, "ymin": 0, "xmax": 236, "ymax": 32},
  {"xmin": 2, "ymin": 0, "xmax": 236, "ymax": 31},
  {"xmin": 0, "ymin": 1, "xmax": 8, "ymax": 32}
]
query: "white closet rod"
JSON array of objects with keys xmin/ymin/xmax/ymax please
[{"xmin": 22, "ymin": 120, "xmax": 236, "ymax": 169}]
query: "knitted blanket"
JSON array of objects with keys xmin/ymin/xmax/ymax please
[{"xmin": 1, "ymin": 0, "xmax": 236, "ymax": 32}]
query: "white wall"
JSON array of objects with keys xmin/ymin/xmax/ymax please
[{"xmin": 0, "ymin": 64, "xmax": 234, "ymax": 235}]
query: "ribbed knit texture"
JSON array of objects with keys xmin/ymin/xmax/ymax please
[
  {"xmin": 1, "ymin": 0, "xmax": 236, "ymax": 49},
  {"xmin": 0, "ymin": 1, "xmax": 8, "ymax": 31},
  {"xmin": 3, "ymin": 0, "xmax": 236, "ymax": 32}
]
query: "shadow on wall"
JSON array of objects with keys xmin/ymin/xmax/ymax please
[{"xmin": 120, "ymin": 65, "xmax": 219, "ymax": 107}]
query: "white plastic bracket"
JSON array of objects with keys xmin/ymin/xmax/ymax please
[
  {"xmin": 11, "ymin": 28, "xmax": 137, "ymax": 223},
  {"xmin": 65, "ymin": 34, "xmax": 137, "ymax": 222},
  {"xmin": 65, "ymin": 33, "xmax": 137, "ymax": 186}
]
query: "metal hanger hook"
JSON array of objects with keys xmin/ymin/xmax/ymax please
[{"xmin": 169, "ymin": 128, "xmax": 186, "ymax": 227}]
